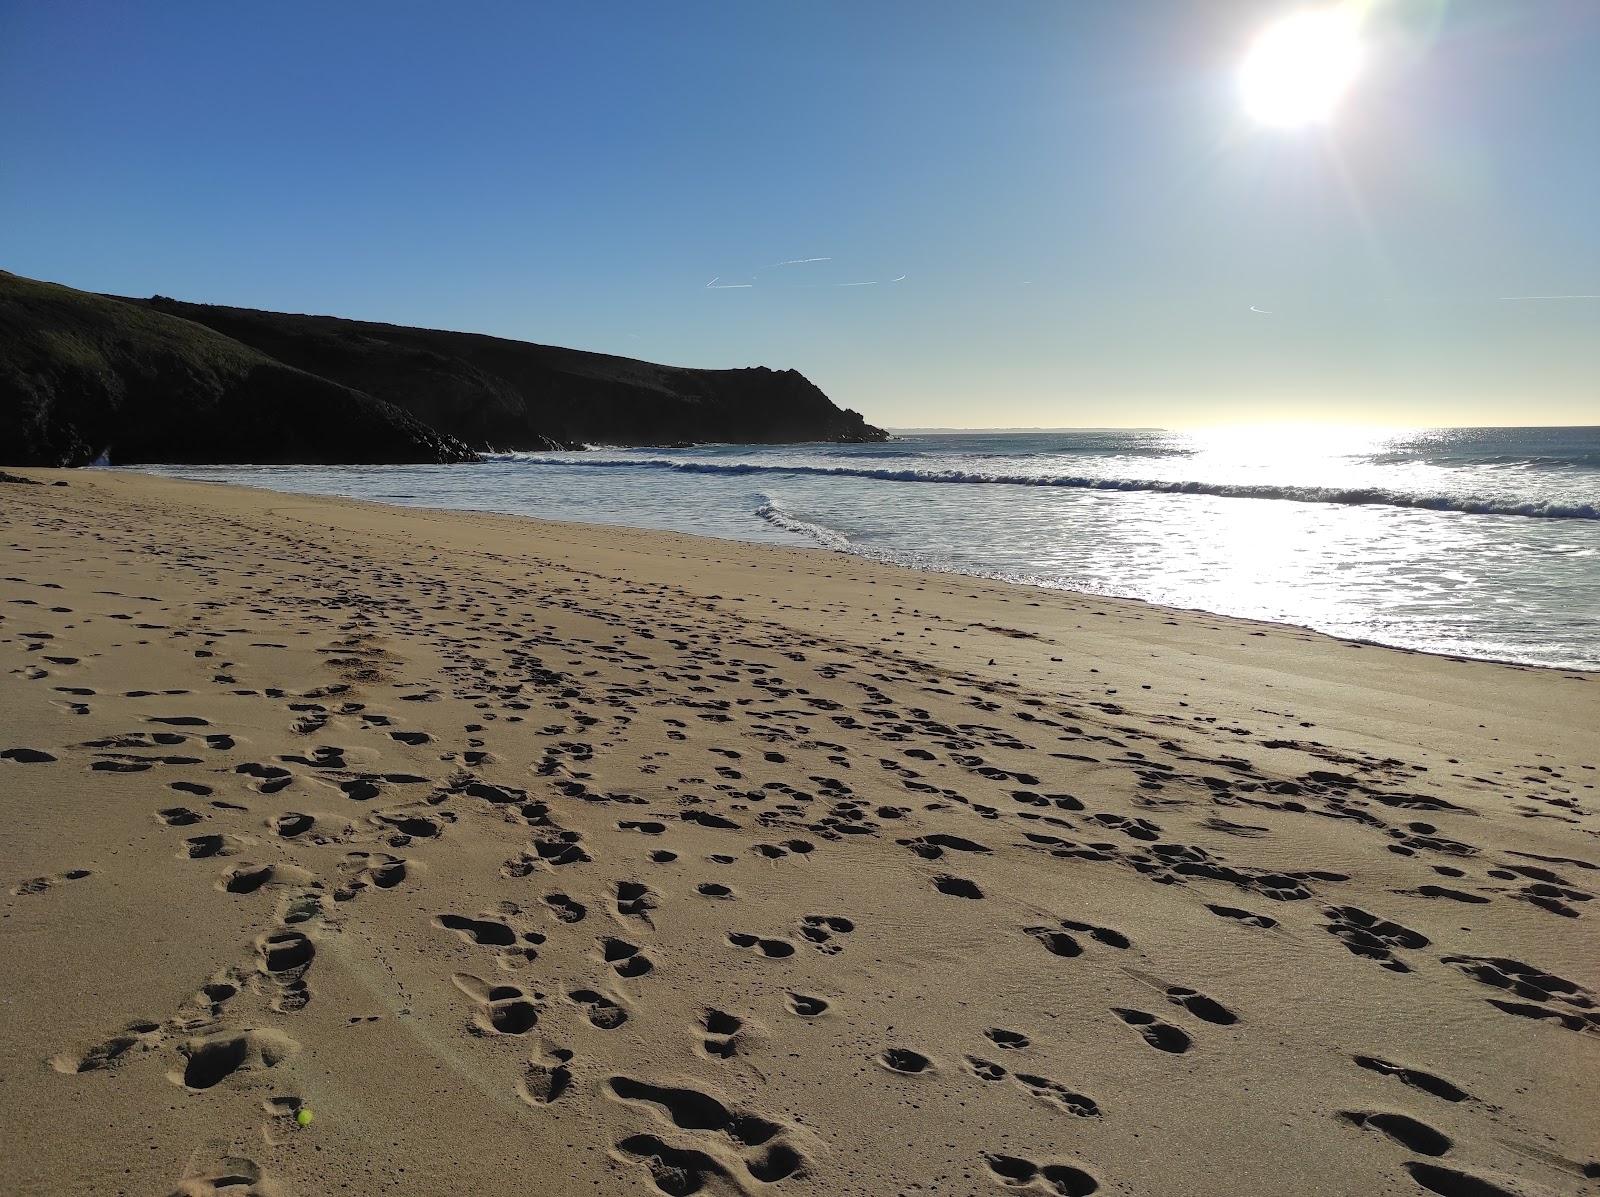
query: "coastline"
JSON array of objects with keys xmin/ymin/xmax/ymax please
[
  {"xmin": 125, "ymin": 448, "xmax": 1600, "ymax": 675},
  {"xmin": 2, "ymin": 468, "xmax": 1596, "ymax": 1196},
  {"xmin": 130, "ymin": 463, "xmax": 1600, "ymax": 679}
]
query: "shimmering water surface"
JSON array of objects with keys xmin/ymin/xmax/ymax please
[{"xmin": 143, "ymin": 426, "xmax": 1600, "ymax": 670}]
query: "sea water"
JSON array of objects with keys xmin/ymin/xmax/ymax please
[{"xmin": 142, "ymin": 426, "xmax": 1600, "ymax": 671}]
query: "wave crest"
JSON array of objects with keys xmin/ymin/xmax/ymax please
[
  {"xmin": 491, "ymin": 454, "xmax": 1600, "ymax": 520},
  {"xmin": 754, "ymin": 495, "xmax": 851, "ymax": 549}
]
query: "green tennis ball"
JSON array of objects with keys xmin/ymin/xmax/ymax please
[{"xmin": 295, "ymin": 1108, "xmax": 313, "ymax": 1127}]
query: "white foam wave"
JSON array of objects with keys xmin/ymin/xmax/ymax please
[
  {"xmin": 490, "ymin": 455, "xmax": 1600, "ymax": 520},
  {"xmin": 754, "ymin": 495, "xmax": 851, "ymax": 550}
]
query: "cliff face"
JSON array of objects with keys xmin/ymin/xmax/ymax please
[
  {"xmin": 1, "ymin": 271, "xmax": 886, "ymax": 466},
  {"xmin": 127, "ymin": 296, "xmax": 888, "ymax": 450},
  {"xmin": 0, "ymin": 273, "xmax": 475, "ymax": 467}
]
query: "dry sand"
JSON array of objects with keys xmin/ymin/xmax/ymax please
[{"xmin": 1, "ymin": 469, "xmax": 1595, "ymax": 1197}]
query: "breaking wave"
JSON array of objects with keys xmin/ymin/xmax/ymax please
[
  {"xmin": 754, "ymin": 494, "xmax": 851, "ymax": 549},
  {"xmin": 495, "ymin": 454, "xmax": 1599, "ymax": 520}
]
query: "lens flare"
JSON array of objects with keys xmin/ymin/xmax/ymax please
[{"xmin": 1240, "ymin": 7, "xmax": 1364, "ymax": 128}]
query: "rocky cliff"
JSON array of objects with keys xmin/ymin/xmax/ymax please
[{"xmin": 1, "ymin": 271, "xmax": 886, "ymax": 467}]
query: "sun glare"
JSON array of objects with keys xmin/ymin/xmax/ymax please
[{"xmin": 1239, "ymin": 7, "xmax": 1364, "ymax": 128}]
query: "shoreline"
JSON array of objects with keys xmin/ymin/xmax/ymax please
[
  {"xmin": 3, "ymin": 467, "xmax": 1595, "ymax": 1196},
  {"xmin": 115, "ymin": 465, "xmax": 1600, "ymax": 679}
]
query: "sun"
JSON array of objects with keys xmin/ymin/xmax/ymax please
[{"xmin": 1239, "ymin": 7, "xmax": 1364, "ymax": 128}]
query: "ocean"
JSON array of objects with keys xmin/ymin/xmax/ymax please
[{"xmin": 142, "ymin": 426, "xmax": 1600, "ymax": 671}]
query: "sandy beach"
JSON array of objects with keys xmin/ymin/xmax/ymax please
[{"xmin": 1, "ymin": 468, "xmax": 1595, "ymax": 1197}]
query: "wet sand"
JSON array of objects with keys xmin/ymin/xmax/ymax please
[{"xmin": 1, "ymin": 468, "xmax": 1596, "ymax": 1197}]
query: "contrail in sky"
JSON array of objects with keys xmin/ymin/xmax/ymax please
[
  {"xmin": 1495, "ymin": 294, "xmax": 1600, "ymax": 301},
  {"xmin": 707, "ymin": 268, "xmax": 905, "ymax": 290}
]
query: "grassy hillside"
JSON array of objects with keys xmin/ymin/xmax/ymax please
[
  {"xmin": 127, "ymin": 296, "xmax": 887, "ymax": 450},
  {"xmin": 0, "ymin": 272, "xmax": 474, "ymax": 466}
]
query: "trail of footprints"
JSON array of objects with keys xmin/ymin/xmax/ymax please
[{"xmin": 6, "ymin": 491, "xmax": 1594, "ymax": 1197}]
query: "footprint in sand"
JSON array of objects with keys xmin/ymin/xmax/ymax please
[
  {"xmin": 601, "ymin": 936, "xmax": 654, "ymax": 978},
  {"xmin": 787, "ymin": 992, "xmax": 829, "ymax": 1017},
  {"xmin": 435, "ymin": 913, "xmax": 518, "ymax": 947},
  {"xmin": 1323, "ymin": 905, "xmax": 1430, "ymax": 973},
  {"xmin": 568, "ymin": 987, "xmax": 628, "ymax": 1029},
  {"xmin": 516, "ymin": 834, "xmax": 591, "ymax": 869},
  {"xmin": 1165, "ymin": 987, "xmax": 1237, "ymax": 1026},
  {"xmin": 986, "ymin": 1028, "xmax": 1030, "ymax": 1050},
  {"xmin": 614, "ymin": 1134, "xmax": 729, "ymax": 1195},
  {"xmin": 270, "ymin": 812, "xmax": 314, "ymax": 838},
  {"xmin": 1337, "ymin": 1110, "xmax": 1451, "ymax": 1156},
  {"xmin": 899, "ymin": 833, "xmax": 992, "ymax": 861},
  {"xmin": 336, "ymin": 851, "xmax": 407, "ymax": 896},
  {"xmin": 1351, "ymin": 1055, "xmax": 1472, "ymax": 1103},
  {"xmin": 11, "ymin": 868, "xmax": 91, "ymax": 896},
  {"xmin": 156, "ymin": 803, "xmax": 203, "ymax": 825},
  {"xmin": 607, "ymin": 1076, "xmax": 806, "ymax": 1186},
  {"xmin": 966, "ymin": 1055, "xmax": 1008, "ymax": 1082},
  {"xmin": 374, "ymin": 806, "xmax": 448, "ymax": 842},
  {"xmin": 1025, "ymin": 918, "xmax": 1128, "ymax": 959},
  {"xmin": 168, "ymin": 1155, "xmax": 276, "ymax": 1197},
  {"xmin": 235, "ymin": 762, "xmax": 292, "ymax": 794},
  {"xmin": 256, "ymin": 930, "xmax": 315, "ymax": 1012},
  {"xmin": 878, "ymin": 1047, "xmax": 933, "ymax": 1074},
  {"xmin": 452, "ymin": 973, "xmax": 540, "ymax": 1035},
  {"xmin": 1063, "ymin": 920, "xmax": 1129, "ymax": 948},
  {"xmin": 51, "ymin": 1021, "xmax": 162, "ymax": 1074},
  {"xmin": 614, "ymin": 880, "xmax": 657, "ymax": 921},
  {"xmin": 932, "ymin": 874, "xmax": 984, "ymax": 899},
  {"xmin": 182, "ymin": 834, "xmax": 245, "ymax": 860},
  {"xmin": 1113, "ymin": 1008, "xmax": 1191, "ymax": 1054},
  {"xmin": 798, "ymin": 913, "xmax": 855, "ymax": 953},
  {"xmin": 339, "ymin": 778, "xmax": 382, "ymax": 801},
  {"xmin": 168, "ymin": 1028, "xmax": 299, "ymax": 1090},
  {"xmin": 219, "ymin": 862, "xmax": 273, "ymax": 894},
  {"xmin": 1, "ymin": 747, "xmax": 57, "ymax": 763},
  {"xmin": 699, "ymin": 1008, "xmax": 744, "ymax": 1058},
  {"xmin": 727, "ymin": 932, "xmax": 796, "ymax": 959},
  {"xmin": 619, "ymin": 819, "xmax": 666, "ymax": 835},
  {"xmin": 1405, "ymin": 1162, "xmax": 1521, "ymax": 1197},
  {"xmin": 1014, "ymin": 1072, "xmax": 1101, "ymax": 1118},
  {"xmin": 543, "ymin": 892, "xmax": 587, "ymax": 923},
  {"xmin": 518, "ymin": 1046, "xmax": 573, "ymax": 1106},
  {"xmin": 1205, "ymin": 902, "xmax": 1278, "ymax": 929},
  {"xmin": 984, "ymin": 1153, "xmax": 1099, "ymax": 1195}
]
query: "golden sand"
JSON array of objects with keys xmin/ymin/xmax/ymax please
[{"xmin": 1, "ymin": 469, "xmax": 1595, "ymax": 1196}]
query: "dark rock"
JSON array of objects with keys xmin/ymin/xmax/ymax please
[
  {"xmin": 125, "ymin": 295, "xmax": 887, "ymax": 450},
  {"xmin": 1, "ymin": 271, "xmax": 476, "ymax": 467},
  {"xmin": 3, "ymin": 268, "xmax": 885, "ymax": 466}
]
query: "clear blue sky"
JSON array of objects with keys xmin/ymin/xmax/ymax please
[{"xmin": 3, "ymin": 1, "xmax": 1595, "ymax": 427}]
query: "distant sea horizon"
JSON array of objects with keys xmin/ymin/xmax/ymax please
[
  {"xmin": 140, "ymin": 424, "xmax": 1600, "ymax": 671},
  {"xmin": 882, "ymin": 423, "xmax": 1600, "ymax": 433}
]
